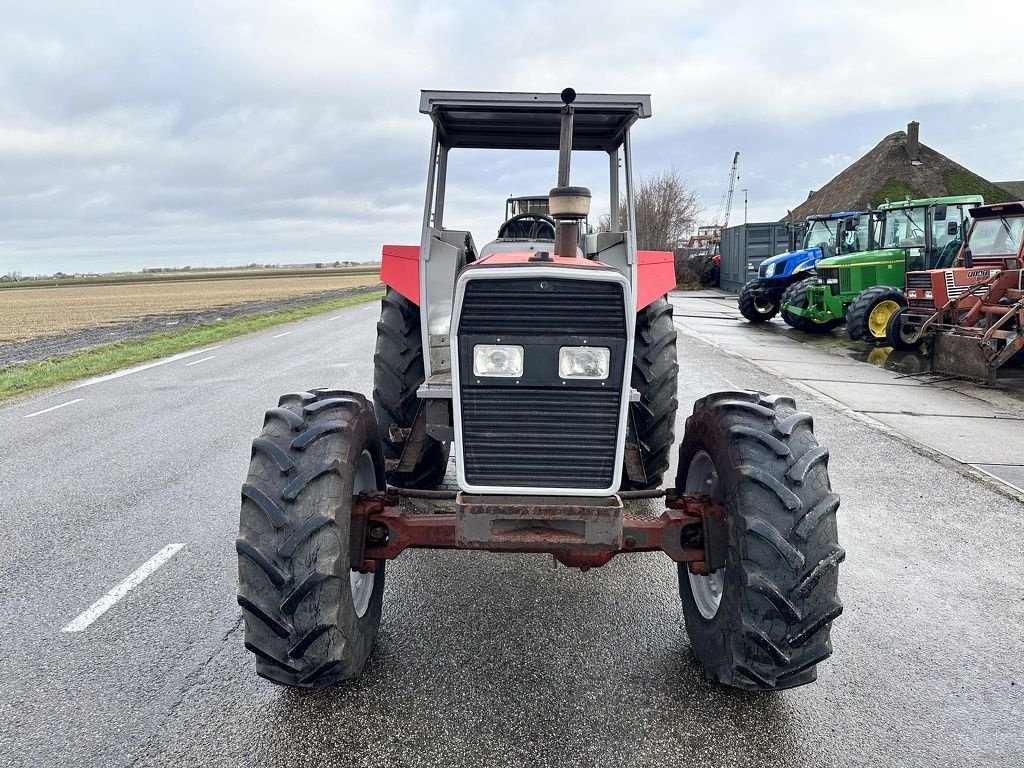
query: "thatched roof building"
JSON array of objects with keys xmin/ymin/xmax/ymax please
[
  {"xmin": 789, "ymin": 122, "xmax": 1013, "ymax": 220},
  {"xmin": 996, "ymin": 180, "xmax": 1024, "ymax": 199}
]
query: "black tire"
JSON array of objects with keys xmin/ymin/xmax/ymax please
[
  {"xmin": 780, "ymin": 277, "xmax": 842, "ymax": 333},
  {"xmin": 847, "ymin": 286, "xmax": 907, "ymax": 343},
  {"xmin": 884, "ymin": 306, "xmax": 922, "ymax": 351},
  {"xmin": 372, "ymin": 288, "xmax": 450, "ymax": 488},
  {"xmin": 237, "ymin": 389, "xmax": 386, "ymax": 688},
  {"xmin": 700, "ymin": 258, "xmax": 720, "ymax": 288},
  {"xmin": 676, "ymin": 391, "xmax": 843, "ymax": 690},
  {"xmin": 738, "ymin": 280, "xmax": 782, "ymax": 323},
  {"xmin": 622, "ymin": 296, "xmax": 679, "ymax": 490}
]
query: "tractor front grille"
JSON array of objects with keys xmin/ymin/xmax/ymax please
[
  {"xmin": 817, "ymin": 267, "xmax": 840, "ymax": 296},
  {"xmin": 455, "ymin": 275, "xmax": 628, "ymax": 491},
  {"xmin": 460, "ymin": 387, "xmax": 621, "ymax": 488},
  {"xmin": 906, "ymin": 273, "xmax": 932, "ymax": 289},
  {"xmin": 457, "ymin": 278, "xmax": 625, "ymax": 335}
]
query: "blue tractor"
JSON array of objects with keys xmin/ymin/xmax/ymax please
[{"xmin": 738, "ymin": 210, "xmax": 874, "ymax": 323}]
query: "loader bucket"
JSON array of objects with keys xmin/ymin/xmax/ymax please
[{"xmin": 930, "ymin": 332, "xmax": 997, "ymax": 384}]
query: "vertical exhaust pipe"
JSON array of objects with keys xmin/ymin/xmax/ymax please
[{"xmin": 551, "ymin": 88, "xmax": 591, "ymax": 257}]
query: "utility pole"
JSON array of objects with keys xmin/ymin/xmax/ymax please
[{"xmin": 741, "ymin": 188, "xmax": 748, "ymax": 225}]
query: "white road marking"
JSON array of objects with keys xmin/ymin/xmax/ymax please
[
  {"xmin": 272, "ymin": 331, "xmax": 292, "ymax": 338},
  {"xmin": 329, "ymin": 315, "xmax": 345, "ymax": 321},
  {"xmin": 361, "ymin": 306, "xmax": 375, "ymax": 312},
  {"xmin": 74, "ymin": 346, "xmax": 223, "ymax": 388},
  {"xmin": 166, "ymin": 320, "xmax": 180, "ymax": 326},
  {"xmin": 24, "ymin": 398, "xmax": 84, "ymax": 418},
  {"xmin": 61, "ymin": 544, "xmax": 185, "ymax": 633},
  {"xmin": 184, "ymin": 355, "xmax": 215, "ymax": 367}
]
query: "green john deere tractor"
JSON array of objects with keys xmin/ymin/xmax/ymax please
[{"xmin": 781, "ymin": 195, "xmax": 983, "ymax": 341}]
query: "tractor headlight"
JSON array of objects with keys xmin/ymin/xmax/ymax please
[
  {"xmin": 559, "ymin": 346, "xmax": 610, "ymax": 379},
  {"xmin": 764, "ymin": 263, "xmax": 776, "ymax": 277},
  {"xmin": 473, "ymin": 344, "xmax": 524, "ymax": 377}
]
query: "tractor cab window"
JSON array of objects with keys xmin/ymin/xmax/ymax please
[
  {"xmin": 930, "ymin": 204, "xmax": 971, "ymax": 268},
  {"xmin": 506, "ymin": 197, "xmax": 551, "ymax": 218},
  {"xmin": 840, "ymin": 217, "xmax": 872, "ymax": 254},
  {"xmin": 883, "ymin": 208, "xmax": 926, "ymax": 248},
  {"xmin": 803, "ymin": 219, "xmax": 837, "ymax": 256},
  {"xmin": 969, "ymin": 217, "xmax": 1024, "ymax": 257}
]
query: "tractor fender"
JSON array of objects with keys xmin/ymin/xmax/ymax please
[
  {"xmin": 636, "ymin": 250, "xmax": 676, "ymax": 310},
  {"xmin": 381, "ymin": 244, "xmax": 420, "ymax": 305}
]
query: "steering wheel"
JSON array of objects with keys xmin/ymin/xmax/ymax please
[{"xmin": 497, "ymin": 213, "xmax": 556, "ymax": 240}]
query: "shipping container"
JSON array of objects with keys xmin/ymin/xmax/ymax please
[{"xmin": 719, "ymin": 222, "xmax": 791, "ymax": 293}]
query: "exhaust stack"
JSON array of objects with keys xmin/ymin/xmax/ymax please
[{"xmin": 551, "ymin": 88, "xmax": 591, "ymax": 257}]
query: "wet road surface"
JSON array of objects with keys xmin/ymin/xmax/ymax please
[{"xmin": 1, "ymin": 296, "xmax": 1021, "ymax": 767}]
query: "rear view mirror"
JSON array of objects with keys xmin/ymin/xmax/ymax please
[
  {"xmin": 947, "ymin": 221, "xmax": 958, "ymax": 236},
  {"xmin": 934, "ymin": 204, "xmax": 947, "ymax": 221}
]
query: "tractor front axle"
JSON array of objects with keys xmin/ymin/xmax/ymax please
[{"xmin": 350, "ymin": 490, "xmax": 724, "ymax": 571}]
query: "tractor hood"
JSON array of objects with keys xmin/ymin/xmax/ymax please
[
  {"xmin": 816, "ymin": 248, "xmax": 904, "ymax": 268},
  {"xmin": 758, "ymin": 247, "xmax": 820, "ymax": 278},
  {"xmin": 762, "ymin": 247, "xmax": 819, "ymax": 269}
]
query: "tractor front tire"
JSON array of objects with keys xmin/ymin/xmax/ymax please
[
  {"xmin": 622, "ymin": 296, "xmax": 679, "ymax": 490},
  {"xmin": 780, "ymin": 277, "xmax": 841, "ymax": 333},
  {"xmin": 738, "ymin": 280, "xmax": 781, "ymax": 323},
  {"xmin": 884, "ymin": 306, "xmax": 922, "ymax": 351},
  {"xmin": 676, "ymin": 391, "xmax": 843, "ymax": 690},
  {"xmin": 373, "ymin": 288, "xmax": 450, "ymax": 488},
  {"xmin": 237, "ymin": 390, "xmax": 386, "ymax": 688},
  {"xmin": 847, "ymin": 286, "xmax": 907, "ymax": 343}
]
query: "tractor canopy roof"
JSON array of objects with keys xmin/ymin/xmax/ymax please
[
  {"xmin": 419, "ymin": 90, "xmax": 651, "ymax": 152},
  {"xmin": 969, "ymin": 201, "xmax": 1024, "ymax": 219},
  {"xmin": 806, "ymin": 210, "xmax": 865, "ymax": 221},
  {"xmin": 878, "ymin": 195, "xmax": 983, "ymax": 211}
]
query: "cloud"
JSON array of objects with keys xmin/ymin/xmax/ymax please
[{"xmin": 1, "ymin": 0, "xmax": 1022, "ymax": 275}]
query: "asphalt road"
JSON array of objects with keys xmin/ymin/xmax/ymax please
[{"xmin": 1, "ymin": 297, "xmax": 1022, "ymax": 768}]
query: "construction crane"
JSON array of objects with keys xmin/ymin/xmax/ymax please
[{"xmin": 717, "ymin": 151, "xmax": 741, "ymax": 230}]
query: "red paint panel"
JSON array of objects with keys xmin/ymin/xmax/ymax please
[
  {"xmin": 636, "ymin": 250, "xmax": 676, "ymax": 309},
  {"xmin": 473, "ymin": 253, "xmax": 602, "ymax": 268},
  {"xmin": 381, "ymin": 244, "xmax": 420, "ymax": 305}
]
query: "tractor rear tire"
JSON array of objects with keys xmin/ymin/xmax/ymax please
[
  {"xmin": 738, "ymin": 280, "xmax": 781, "ymax": 323},
  {"xmin": 676, "ymin": 391, "xmax": 843, "ymax": 690},
  {"xmin": 700, "ymin": 258, "xmax": 720, "ymax": 288},
  {"xmin": 884, "ymin": 307, "xmax": 922, "ymax": 351},
  {"xmin": 847, "ymin": 286, "xmax": 907, "ymax": 343},
  {"xmin": 622, "ymin": 296, "xmax": 679, "ymax": 490},
  {"xmin": 237, "ymin": 389, "xmax": 385, "ymax": 688},
  {"xmin": 373, "ymin": 288, "xmax": 450, "ymax": 488},
  {"xmin": 780, "ymin": 277, "xmax": 841, "ymax": 333}
]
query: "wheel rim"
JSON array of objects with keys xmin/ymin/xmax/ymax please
[
  {"xmin": 350, "ymin": 449, "xmax": 377, "ymax": 618},
  {"xmin": 868, "ymin": 299, "xmax": 901, "ymax": 338},
  {"xmin": 754, "ymin": 297, "xmax": 776, "ymax": 315},
  {"xmin": 684, "ymin": 450, "xmax": 724, "ymax": 620}
]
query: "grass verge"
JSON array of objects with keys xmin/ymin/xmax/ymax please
[{"xmin": 0, "ymin": 289, "xmax": 383, "ymax": 402}]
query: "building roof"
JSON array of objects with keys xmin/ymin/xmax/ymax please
[
  {"xmin": 788, "ymin": 125, "xmax": 1013, "ymax": 221},
  {"xmin": 995, "ymin": 181, "xmax": 1024, "ymax": 199}
]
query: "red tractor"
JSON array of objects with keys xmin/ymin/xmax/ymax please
[
  {"xmin": 887, "ymin": 201, "xmax": 1024, "ymax": 383},
  {"xmin": 236, "ymin": 89, "xmax": 843, "ymax": 690}
]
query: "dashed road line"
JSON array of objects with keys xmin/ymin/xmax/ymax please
[
  {"xmin": 184, "ymin": 356, "xmax": 216, "ymax": 367},
  {"xmin": 24, "ymin": 399, "xmax": 84, "ymax": 418},
  {"xmin": 74, "ymin": 346, "xmax": 223, "ymax": 388},
  {"xmin": 60, "ymin": 544, "xmax": 186, "ymax": 633},
  {"xmin": 272, "ymin": 331, "xmax": 292, "ymax": 338}
]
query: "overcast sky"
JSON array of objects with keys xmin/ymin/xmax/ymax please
[{"xmin": 2, "ymin": 0, "xmax": 1023, "ymax": 276}]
